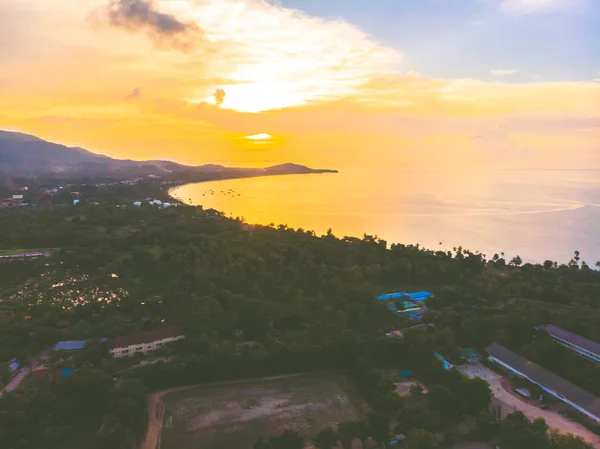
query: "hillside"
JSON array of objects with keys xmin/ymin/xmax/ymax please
[{"xmin": 0, "ymin": 130, "xmax": 337, "ymax": 184}]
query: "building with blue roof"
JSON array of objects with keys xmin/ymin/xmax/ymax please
[
  {"xmin": 378, "ymin": 292, "xmax": 407, "ymax": 301},
  {"xmin": 8, "ymin": 358, "xmax": 20, "ymax": 371},
  {"xmin": 54, "ymin": 340, "xmax": 87, "ymax": 351},
  {"xmin": 377, "ymin": 291, "xmax": 433, "ymax": 302},
  {"xmin": 378, "ymin": 291, "xmax": 433, "ymax": 321},
  {"xmin": 434, "ymin": 352, "xmax": 454, "ymax": 371},
  {"xmin": 406, "ymin": 291, "xmax": 433, "ymax": 302}
]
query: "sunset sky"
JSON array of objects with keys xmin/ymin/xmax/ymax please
[{"xmin": 1, "ymin": 0, "xmax": 598, "ymax": 169}]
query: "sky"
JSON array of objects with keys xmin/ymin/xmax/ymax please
[{"xmin": 0, "ymin": 0, "xmax": 598, "ymax": 169}]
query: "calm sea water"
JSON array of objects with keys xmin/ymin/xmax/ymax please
[{"xmin": 172, "ymin": 168, "xmax": 600, "ymax": 265}]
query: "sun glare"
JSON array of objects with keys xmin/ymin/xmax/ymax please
[{"xmin": 246, "ymin": 134, "xmax": 273, "ymax": 141}]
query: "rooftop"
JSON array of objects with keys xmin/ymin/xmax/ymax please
[
  {"xmin": 536, "ymin": 324, "xmax": 600, "ymax": 357},
  {"xmin": 406, "ymin": 291, "xmax": 433, "ymax": 301},
  {"xmin": 485, "ymin": 343, "xmax": 600, "ymax": 419},
  {"xmin": 107, "ymin": 326, "xmax": 183, "ymax": 349},
  {"xmin": 434, "ymin": 352, "xmax": 453, "ymax": 370},
  {"xmin": 377, "ymin": 291, "xmax": 433, "ymax": 302},
  {"xmin": 54, "ymin": 340, "xmax": 87, "ymax": 351}
]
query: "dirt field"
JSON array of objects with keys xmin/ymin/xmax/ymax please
[
  {"xmin": 394, "ymin": 381, "xmax": 428, "ymax": 397},
  {"xmin": 159, "ymin": 374, "xmax": 365, "ymax": 449}
]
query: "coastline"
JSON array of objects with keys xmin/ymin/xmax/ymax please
[
  {"xmin": 167, "ymin": 171, "xmax": 338, "ymax": 204},
  {"xmin": 165, "ymin": 169, "xmax": 600, "ymax": 267}
]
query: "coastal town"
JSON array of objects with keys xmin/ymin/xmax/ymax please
[
  {"xmin": 1, "ymin": 0, "xmax": 597, "ymax": 447},
  {"xmin": 0, "ymin": 176, "xmax": 182, "ymax": 210},
  {"xmin": 0, "ymin": 137, "xmax": 598, "ymax": 449}
]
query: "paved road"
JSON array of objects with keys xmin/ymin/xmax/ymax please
[
  {"xmin": 457, "ymin": 364, "xmax": 600, "ymax": 448},
  {"xmin": 0, "ymin": 347, "xmax": 50, "ymax": 398}
]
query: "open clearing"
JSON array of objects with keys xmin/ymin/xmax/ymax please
[
  {"xmin": 159, "ymin": 374, "xmax": 365, "ymax": 449},
  {"xmin": 394, "ymin": 381, "xmax": 428, "ymax": 397}
]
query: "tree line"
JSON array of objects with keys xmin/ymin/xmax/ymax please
[{"xmin": 0, "ymin": 202, "xmax": 599, "ymax": 448}]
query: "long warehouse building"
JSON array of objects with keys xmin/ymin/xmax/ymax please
[
  {"xmin": 536, "ymin": 324, "xmax": 600, "ymax": 364},
  {"xmin": 485, "ymin": 343, "xmax": 600, "ymax": 423}
]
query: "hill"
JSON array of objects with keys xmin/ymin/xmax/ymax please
[{"xmin": 0, "ymin": 130, "xmax": 337, "ymax": 184}]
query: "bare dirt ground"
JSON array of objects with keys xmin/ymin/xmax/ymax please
[
  {"xmin": 142, "ymin": 374, "xmax": 322, "ymax": 449},
  {"xmin": 457, "ymin": 363, "xmax": 600, "ymax": 448},
  {"xmin": 394, "ymin": 380, "xmax": 428, "ymax": 397},
  {"xmin": 156, "ymin": 374, "xmax": 364, "ymax": 449}
]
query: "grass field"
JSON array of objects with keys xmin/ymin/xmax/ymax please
[{"xmin": 160, "ymin": 374, "xmax": 365, "ymax": 449}]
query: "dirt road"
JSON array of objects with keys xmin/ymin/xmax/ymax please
[
  {"xmin": 0, "ymin": 367, "xmax": 30, "ymax": 397},
  {"xmin": 457, "ymin": 364, "xmax": 600, "ymax": 448},
  {"xmin": 142, "ymin": 385, "xmax": 192, "ymax": 449}
]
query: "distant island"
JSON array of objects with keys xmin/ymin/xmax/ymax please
[{"xmin": 0, "ymin": 130, "xmax": 338, "ymax": 192}]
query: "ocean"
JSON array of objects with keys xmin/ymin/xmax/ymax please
[{"xmin": 171, "ymin": 168, "xmax": 600, "ymax": 265}]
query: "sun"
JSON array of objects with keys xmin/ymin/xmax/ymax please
[{"xmin": 245, "ymin": 134, "xmax": 273, "ymax": 141}]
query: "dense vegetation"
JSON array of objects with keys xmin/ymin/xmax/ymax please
[{"xmin": 0, "ymin": 200, "xmax": 599, "ymax": 448}]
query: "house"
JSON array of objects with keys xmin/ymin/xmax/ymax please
[
  {"xmin": 378, "ymin": 291, "xmax": 433, "ymax": 321},
  {"xmin": 133, "ymin": 201, "xmax": 142, "ymax": 207},
  {"xmin": 73, "ymin": 199, "xmax": 80, "ymax": 206},
  {"xmin": 485, "ymin": 342, "xmax": 600, "ymax": 423},
  {"xmin": 54, "ymin": 340, "xmax": 87, "ymax": 351},
  {"xmin": 0, "ymin": 252, "xmax": 44, "ymax": 259},
  {"xmin": 107, "ymin": 326, "xmax": 184, "ymax": 358},
  {"xmin": 148, "ymin": 199, "xmax": 162, "ymax": 206},
  {"xmin": 162, "ymin": 202, "xmax": 172, "ymax": 208},
  {"xmin": 535, "ymin": 324, "xmax": 600, "ymax": 364}
]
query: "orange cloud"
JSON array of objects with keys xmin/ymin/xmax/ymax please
[{"xmin": 0, "ymin": 0, "xmax": 598, "ymax": 169}]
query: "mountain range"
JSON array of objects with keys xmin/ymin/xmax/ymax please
[{"xmin": 0, "ymin": 130, "xmax": 336, "ymax": 184}]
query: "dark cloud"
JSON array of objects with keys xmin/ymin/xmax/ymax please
[
  {"xmin": 214, "ymin": 88, "xmax": 226, "ymax": 106},
  {"xmin": 126, "ymin": 87, "xmax": 141, "ymax": 99},
  {"xmin": 106, "ymin": 0, "xmax": 202, "ymax": 51}
]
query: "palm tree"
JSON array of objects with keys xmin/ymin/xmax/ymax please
[
  {"xmin": 354, "ymin": 420, "xmax": 370, "ymax": 449},
  {"xmin": 337, "ymin": 422, "xmax": 357, "ymax": 449},
  {"xmin": 276, "ymin": 430, "xmax": 303, "ymax": 449},
  {"xmin": 253, "ymin": 437, "xmax": 272, "ymax": 449},
  {"xmin": 313, "ymin": 428, "xmax": 337, "ymax": 449}
]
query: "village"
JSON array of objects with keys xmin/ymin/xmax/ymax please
[
  {"xmin": 0, "ymin": 176, "xmax": 182, "ymax": 210},
  {"xmin": 1, "ymin": 325, "xmax": 185, "ymax": 396},
  {"xmin": 379, "ymin": 291, "xmax": 600, "ymax": 447},
  {"xmin": 2, "ymin": 288, "xmax": 600, "ymax": 448}
]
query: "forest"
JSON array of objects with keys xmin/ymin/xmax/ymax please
[{"xmin": 0, "ymin": 201, "xmax": 599, "ymax": 448}]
